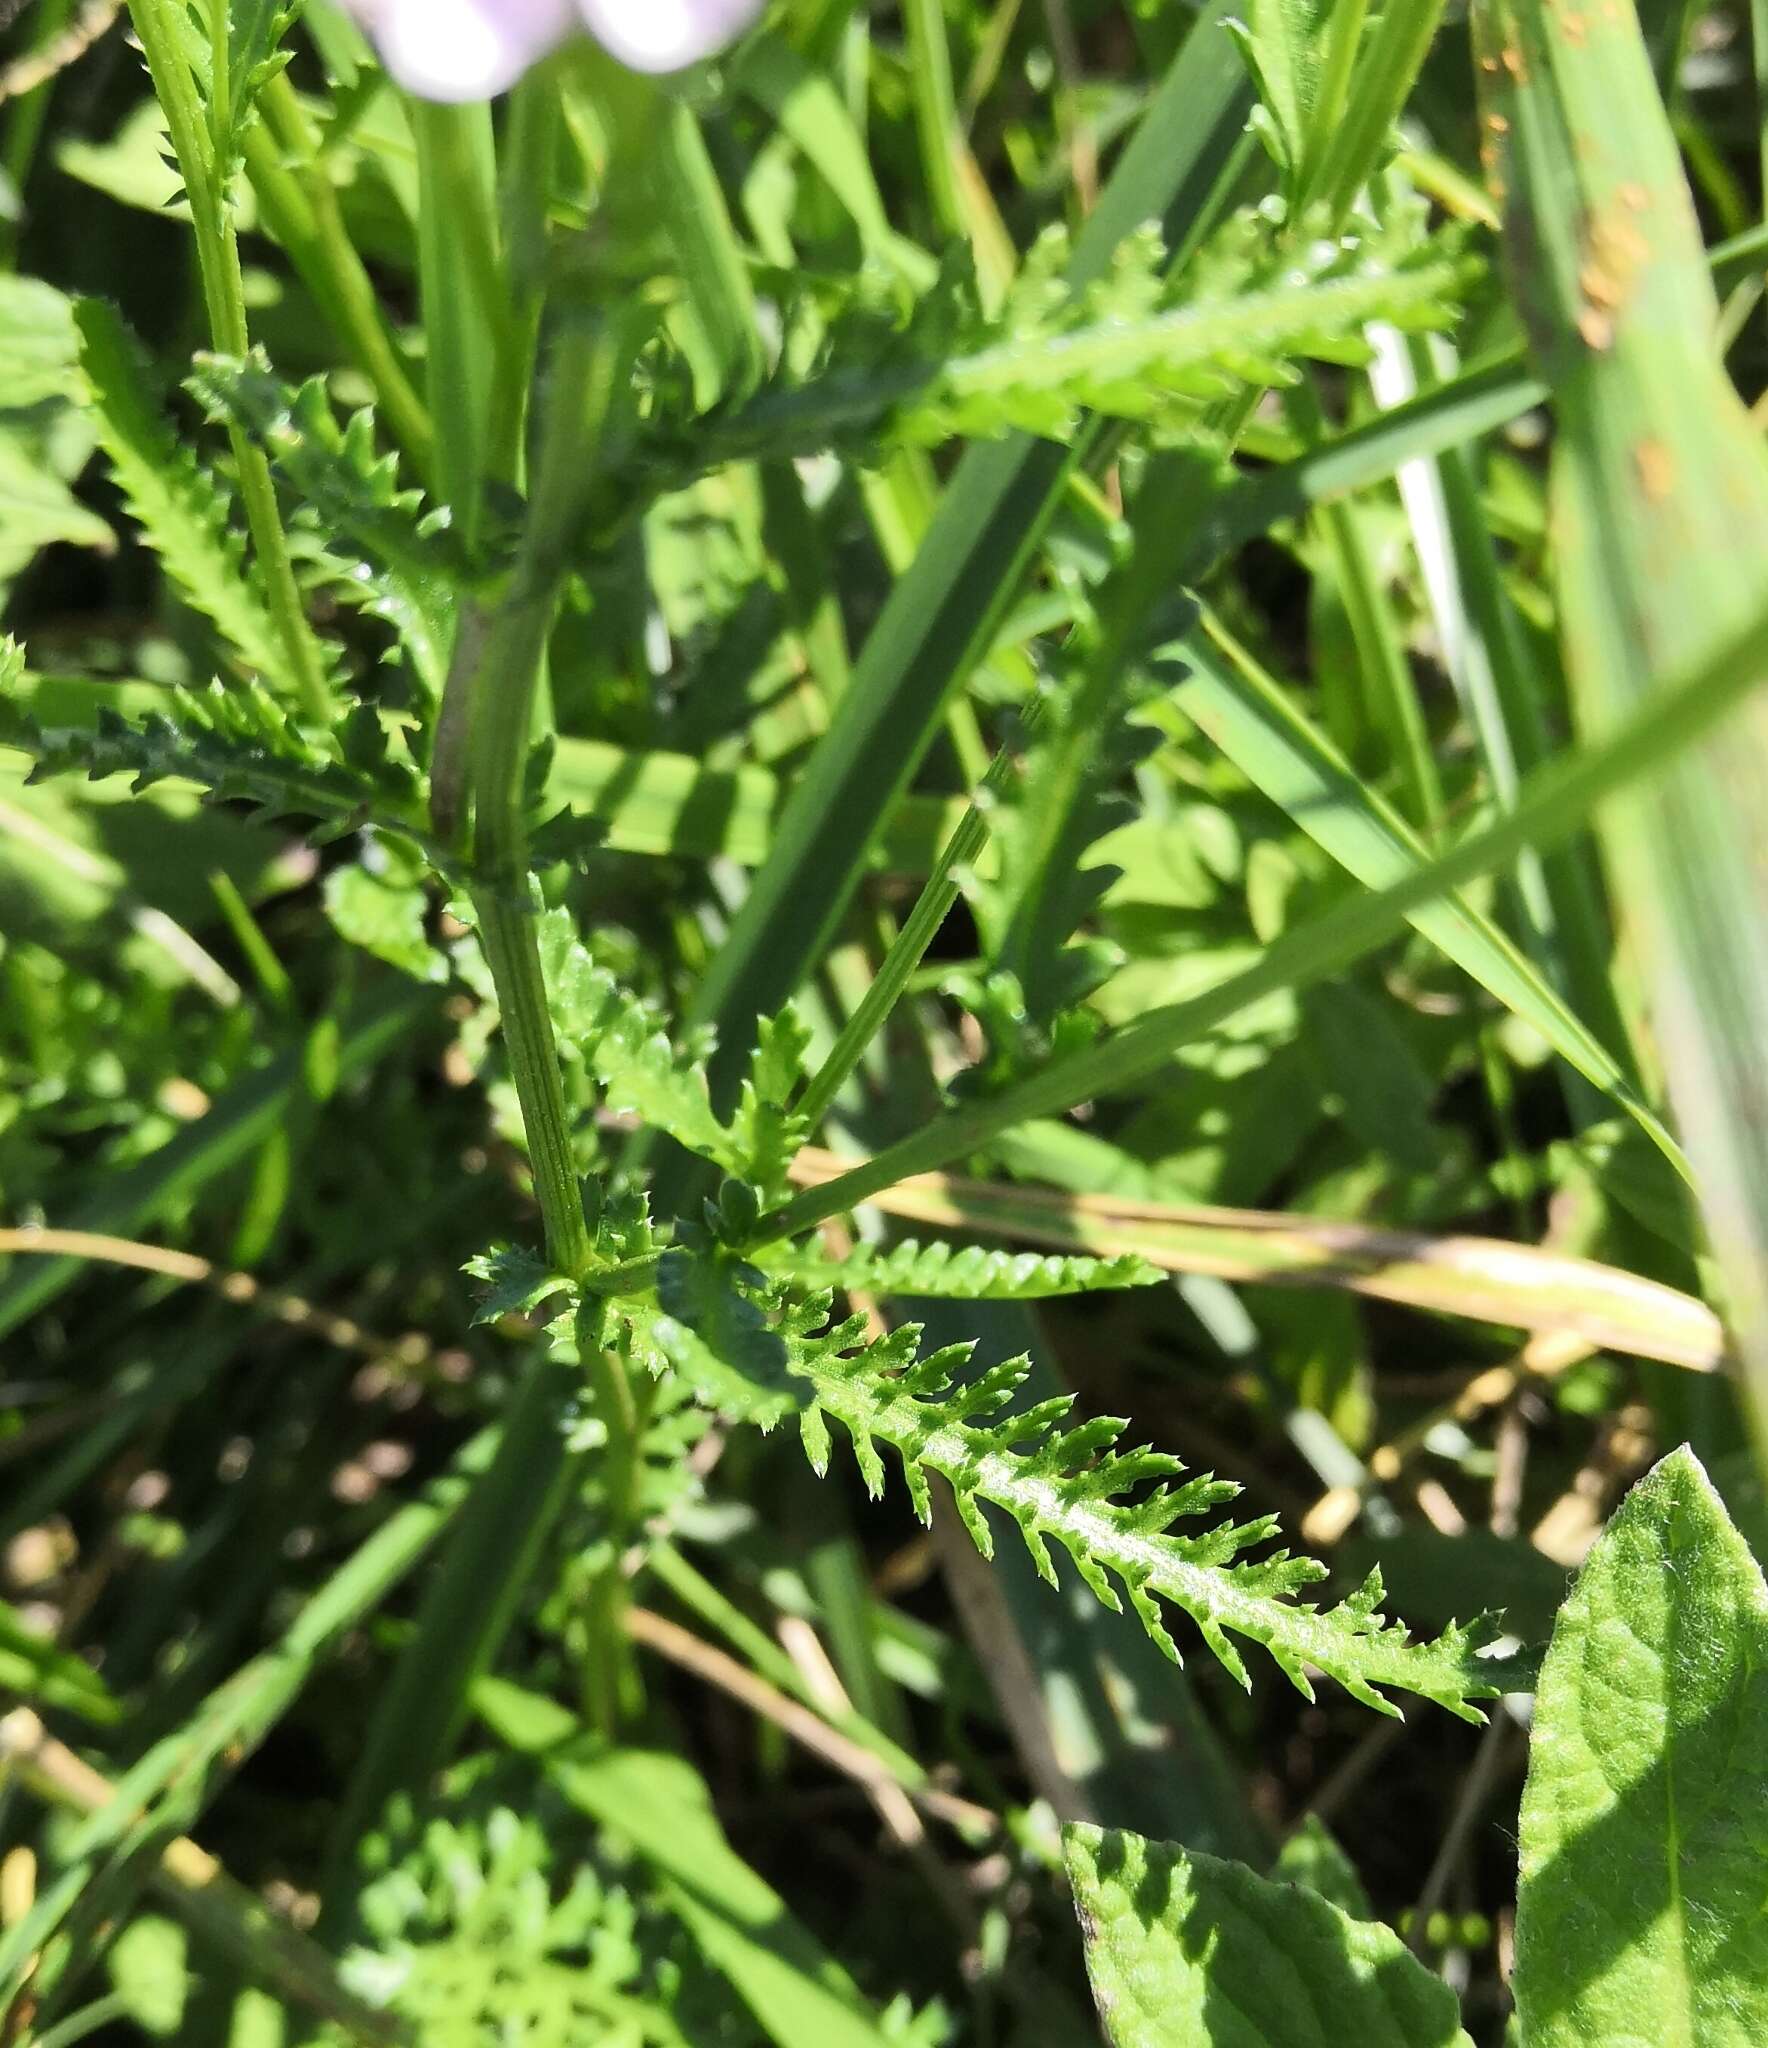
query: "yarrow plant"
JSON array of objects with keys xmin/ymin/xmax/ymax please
[
  {"xmin": 2, "ymin": 1, "xmax": 1768, "ymax": 2045},
  {"xmin": 342, "ymin": 0, "xmax": 765, "ymax": 96}
]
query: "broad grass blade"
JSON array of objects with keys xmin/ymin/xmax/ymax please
[{"xmin": 1475, "ymin": 0, "xmax": 1768, "ymax": 1423}]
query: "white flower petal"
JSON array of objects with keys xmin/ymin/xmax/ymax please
[
  {"xmin": 345, "ymin": 0, "xmax": 574, "ymax": 100},
  {"xmin": 575, "ymin": 0, "xmax": 762, "ymax": 73}
]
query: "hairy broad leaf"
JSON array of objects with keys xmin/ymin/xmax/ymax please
[
  {"xmin": 1513, "ymin": 1447, "xmax": 1768, "ymax": 2048},
  {"xmin": 1065, "ymin": 1825, "xmax": 1474, "ymax": 2047},
  {"xmin": 1272, "ymin": 1815, "xmax": 1372, "ymax": 1920}
]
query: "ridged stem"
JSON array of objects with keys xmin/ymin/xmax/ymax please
[{"xmin": 127, "ymin": 0, "xmax": 331, "ymax": 720}]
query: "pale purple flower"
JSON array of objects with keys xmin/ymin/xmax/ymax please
[{"xmin": 344, "ymin": 0, "xmax": 761, "ymax": 99}]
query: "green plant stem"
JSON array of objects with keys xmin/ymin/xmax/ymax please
[
  {"xmin": 753, "ymin": 593, "xmax": 1768, "ymax": 1247},
  {"xmin": 1313, "ymin": 0, "xmax": 1449, "ymax": 221},
  {"xmin": 795, "ymin": 706, "xmax": 1040, "ymax": 1133},
  {"xmin": 248, "ymin": 74, "xmax": 434, "ymax": 480},
  {"xmin": 487, "ymin": 69, "xmax": 561, "ymax": 485},
  {"xmin": 1303, "ymin": 0, "xmax": 1371, "ymax": 208},
  {"xmin": 410, "ymin": 97, "xmax": 512, "ymax": 547},
  {"xmin": 904, "ymin": 0, "xmax": 968, "ymax": 241},
  {"xmin": 443, "ymin": 315, "xmax": 643, "ymax": 1730},
  {"xmin": 126, "ymin": 0, "xmax": 331, "ymax": 720},
  {"xmin": 456, "ymin": 314, "xmax": 636, "ymax": 1278},
  {"xmin": 473, "ymin": 870, "xmax": 593, "ymax": 1279}
]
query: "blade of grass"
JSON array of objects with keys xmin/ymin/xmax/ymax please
[
  {"xmin": 2, "ymin": 1710, "xmax": 408, "ymax": 2044},
  {"xmin": 1367, "ymin": 317, "xmax": 1631, "ymax": 1115},
  {"xmin": 795, "ymin": 706, "xmax": 1035, "ymax": 1131},
  {"xmin": 667, "ymin": 6, "xmax": 1255, "ymax": 1118},
  {"xmin": 0, "ymin": 1431, "xmax": 494, "ymax": 1995},
  {"xmin": 476, "ymin": 1683, "xmax": 902, "ymax": 2048},
  {"xmin": 1170, "ymin": 613, "xmax": 1685, "ymax": 1177},
  {"xmin": 1476, "ymin": 0, "xmax": 1768, "ymax": 1427},
  {"xmin": 785, "ymin": 1149, "xmax": 1725, "ymax": 1370},
  {"xmin": 408, "ymin": 98, "xmax": 505, "ymax": 545},
  {"xmin": 0, "ymin": 983, "xmax": 432, "ymax": 1340},
  {"xmin": 753, "ymin": 589, "xmax": 1768, "ymax": 1245}
]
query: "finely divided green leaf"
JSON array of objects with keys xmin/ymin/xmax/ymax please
[
  {"xmin": 777, "ymin": 1237, "xmax": 1163, "ymax": 1301},
  {"xmin": 656, "ymin": 1269, "xmax": 1501, "ymax": 1718},
  {"xmin": 539, "ymin": 910, "xmax": 734, "ymax": 1168},
  {"xmin": 475, "ymin": 1694, "xmax": 900, "ymax": 2048},
  {"xmin": 73, "ymin": 301, "xmax": 289, "ymax": 692},
  {"xmin": 188, "ymin": 351, "xmax": 458, "ymax": 698},
  {"xmin": 2, "ymin": 679, "xmax": 423, "ymax": 837}
]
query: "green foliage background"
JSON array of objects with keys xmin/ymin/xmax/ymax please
[{"xmin": 2, "ymin": 1, "xmax": 1768, "ymax": 2044}]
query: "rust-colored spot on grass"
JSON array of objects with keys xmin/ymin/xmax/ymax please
[
  {"xmin": 1578, "ymin": 204, "xmax": 1652, "ymax": 326},
  {"xmin": 1578, "ymin": 306, "xmax": 1615, "ymax": 350},
  {"xmin": 1633, "ymin": 439, "xmax": 1676, "ymax": 503}
]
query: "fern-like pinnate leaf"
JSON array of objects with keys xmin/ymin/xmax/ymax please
[
  {"xmin": 74, "ymin": 301, "xmax": 289, "ymax": 692},
  {"xmin": 539, "ymin": 910, "xmax": 813, "ymax": 1188},
  {"xmin": 2, "ymin": 679, "xmax": 425, "ymax": 838},
  {"xmin": 542, "ymin": 912, "xmax": 735, "ymax": 1168},
  {"xmin": 648, "ymin": 1248, "xmax": 798, "ymax": 1426},
  {"xmin": 724, "ymin": 1008, "xmax": 813, "ymax": 1203},
  {"xmin": 630, "ymin": 1259, "xmax": 1500, "ymax": 1720},
  {"xmin": 904, "ymin": 215, "xmax": 1473, "ymax": 446},
  {"xmin": 641, "ymin": 208, "xmax": 1476, "ymax": 488},
  {"xmin": 776, "ymin": 1238, "xmax": 1163, "ymax": 1300},
  {"xmin": 220, "ymin": 3, "xmax": 295, "ymax": 156},
  {"xmin": 189, "ymin": 352, "xmax": 458, "ymax": 697}
]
